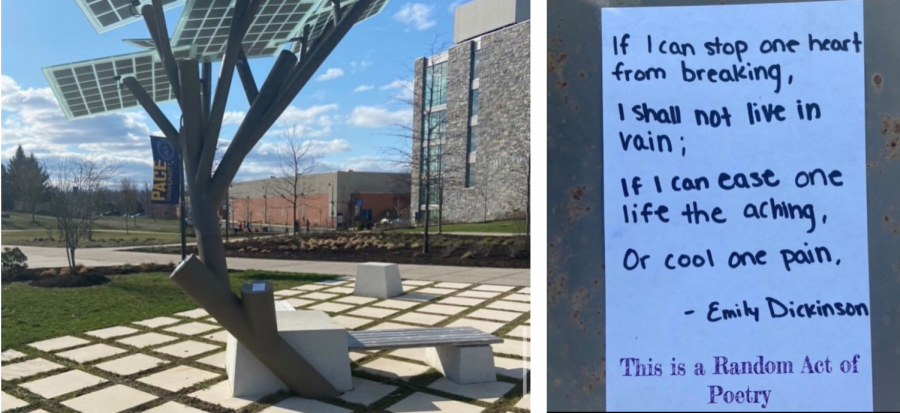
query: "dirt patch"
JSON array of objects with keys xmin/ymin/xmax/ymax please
[{"xmin": 134, "ymin": 233, "xmax": 530, "ymax": 269}]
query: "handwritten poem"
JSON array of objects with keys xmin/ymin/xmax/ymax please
[{"xmin": 601, "ymin": 1, "xmax": 872, "ymax": 410}]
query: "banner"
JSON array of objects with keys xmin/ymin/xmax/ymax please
[{"xmin": 150, "ymin": 136, "xmax": 181, "ymax": 205}]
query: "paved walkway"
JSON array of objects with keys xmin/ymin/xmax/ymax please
[{"xmin": 9, "ymin": 246, "xmax": 530, "ymax": 287}]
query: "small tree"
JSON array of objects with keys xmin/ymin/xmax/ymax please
[
  {"xmin": 117, "ymin": 178, "xmax": 141, "ymax": 233},
  {"xmin": 49, "ymin": 157, "xmax": 119, "ymax": 271},
  {"xmin": 7, "ymin": 145, "xmax": 50, "ymax": 222},
  {"xmin": 270, "ymin": 123, "xmax": 316, "ymax": 236}
]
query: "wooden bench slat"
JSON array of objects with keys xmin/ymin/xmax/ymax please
[{"xmin": 347, "ymin": 327, "xmax": 503, "ymax": 350}]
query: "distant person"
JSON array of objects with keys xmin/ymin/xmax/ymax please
[
  {"xmin": 294, "ymin": 219, "xmax": 300, "ymax": 234},
  {"xmin": 306, "ymin": 219, "xmax": 310, "ymax": 233}
]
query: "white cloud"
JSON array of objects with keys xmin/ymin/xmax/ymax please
[
  {"xmin": 347, "ymin": 106, "xmax": 411, "ymax": 128},
  {"xmin": 315, "ymin": 68, "xmax": 344, "ymax": 81},
  {"xmin": 393, "ymin": 3, "xmax": 436, "ymax": 31},
  {"xmin": 447, "ymin": 0, "xmax": 465, "ymax": 12},
  {"xmin": 223, "ymin": 111, "xmax": 246, "ymax": 125},
  {"xmin": 381, "ymin": 79, "xmax": 414, "ymax": 101},
  {"xmin": 255, "ymin": 138, "xmax": 352, "ymax": 157},
  {"xmin": 354, "ymin": 85, "xmax": 374, "ymax": 93},
  {"xmin": 349, "ymin": 60, "xmax": 374, "ymax": 73}
]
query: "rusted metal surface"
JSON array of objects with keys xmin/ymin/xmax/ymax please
[{"xmin": 547, "ymin": 0, "xmax": 900, "ymax": 410}]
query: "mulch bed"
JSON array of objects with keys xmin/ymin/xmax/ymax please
[{"xmin": 136, "ymin": 233, "xmax": 531, "ymax": 269}]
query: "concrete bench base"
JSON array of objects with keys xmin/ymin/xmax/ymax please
[
  {"xmin": 425, "ymin": 345, "xmax": 497, "ymax": 384},
  {"xmin": 354, "ymin": 262, "xmax": 403, "ymax": 299},
  {"xmin": 226, "ymin": 309, "xmax": 352, "ymax": 397}
]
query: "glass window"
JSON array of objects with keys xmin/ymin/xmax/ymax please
[
  {"xmin": 425, "ymin": 61, "xmax": 447, "ymax": 107},
  {"xmin": 472, "ymin": 47, "xmax": 481, "ymax": 80},
  {"xmin": 468, "ymin": 125, "xmax": 477, "ymax": 153},
  {"xmin": 470, "ymin": 89, "xmax": 479, "ymax": 117},
  {"xmin": 466, "ymin": 164, "xmax": 476, "ymax": 187}
]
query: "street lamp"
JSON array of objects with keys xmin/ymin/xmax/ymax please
[{"xmin": 328, "ymin": 182, "xmax": 335, "ymax": 229}]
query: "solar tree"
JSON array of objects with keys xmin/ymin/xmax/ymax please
[{"xmin": 44, "ymin": 0, "xmax": 388, "ymax": 398}]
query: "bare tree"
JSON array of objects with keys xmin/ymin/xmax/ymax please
[
  {"xmin": 49, "ymin": 157, "xmax": 119, "ymax": 271},
  {"xmin": 117, "ymin": 178, "xmax": 141, "ymax": 233},
  {"xmin": 270, "ymin": 123, "xmax": 316, "ymax": 236}
]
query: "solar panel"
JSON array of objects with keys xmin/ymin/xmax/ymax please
[
  {"xmin": 42, "ymin": 47, "xmax": 194, "ymax": 120},
  {"xmin": 292, "ymin": 0, "xmax": 388, "ymax": 54},
  {"xmin": 74, "ymin": 0, "xmax": 186, "ymax": 33},
  {"xmin": 171, "ymin": 0, "xmax": 319, "ymax": 61},
  {"xmin": 123, "ymin": 38, "xmax": 157, "ymax": 50}
]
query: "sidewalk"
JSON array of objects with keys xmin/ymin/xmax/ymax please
[{"xmin": 9, "ymin": 245, "xmax": 530, "ymax": 286}]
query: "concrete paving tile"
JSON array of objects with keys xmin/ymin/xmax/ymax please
[
  {"xmin": 133, "ymin": 317, "xmax": 180, "ymax": 328},
  {"xmin": 427, "ymin": 377, "xmax": 515, "ymax": 403},
  {"xmin": 300, "ymin": 292, "xmax": 338, "ymax": 300},
  {"xmin": 473, "ymin": 285, "xmax": 516, "ymax": 293},
  {"xmin": 57, "ymin": 344, "xmax": 127, "ymax": 363},
  {"xmin": 190, "ymin": 380, "xmax": 260, "ymax": 409},
  {"xmin": 85, "ymin": 326, "xmax": 139, "ymax": 339},
  {"xmin": 414, "ymin": 288, "xmax": 456, "ymax": 296},
  {"xmin": 1, "ymin": 358, "xmax": 65, "ymax": 381},
  {"xmin": 417, "ymin": 304, "xmax": 467, "ymax": 316},
  {"xmin": 373, "ymin": 299, "xmax": 419, "ymax": 310},
  {"xmin": 494, "ymin": 357, "xmax": 529, "ymax": 380},
  {"xmin": 349, "ymin": 352, "xmax": 368, "ymax": 362},
  {"xmin": 260, "ymin": 397, "xmax": 351, "ymax": 413},
  {"xmin": 393, "ymin": 312, "xmax": 447, "ymax": 326},
  {"xmin": 525, "ymin": 318, "xmax": 530, "ymax": 324},
  {"xmin": 284, "ymin": 298, "xmax": 316, "ymax": 308},
  {"xmin": 174, "ymin": 309, "xmax": 209, "ymax": 319},
  {"xmin": 395, "ymin": 293, "xmax": 438, "ymax": 302},
  {"xmin": 349, "ymin": 307, "xmax": 399, "ymax": 318},
  {"xmin": 310, "ymin": 302, "xmax": 355, "ymax": 313},
  {"xmin": 153, "ymin": 341, "xmax": 220, "ymax": 359},
  {"xmin": 20, "ymin": 370, "xmax": 107, "ymax": 399},
  {"xmin": 339, "ymin": 377, "xmax": 397, "ymax": 406},
  {"xmin": 503, "ymin": 294, "xmax": 530, "ymax": 303},
  {"xmin": 386, "ymin": 392, "xmax": 483, "ymax": 413},
  {"xmin": 196, "ymin": 352, "xmax": 226, "ymax": 369},
  {"xmin": 332, "ymin": 316, "xmax": 373, "ymax": 330},
  {"xmin": 507, "ymin": 325, "xmax": 531, "ymax": 340},
  {"xmin": 487, "ymin": 301, "xmax": 529, "ymax": 313},
  {"xmin": 116, "ymin": 333, "xmax": 178, "ymax": 349},
  {"xmin": 366, "ymin": 322, "xmax": 422, "ymax": 331},
  {"xmin": 200, "ymin": 330, "xmax": 228, "ymax": 343},
  {"xmin": 447, "ymin": 319, "xmax": 504, "ymax": 334},
  {"xmin": 274, "ymin": 289, "xmax": 301, "ymax": 297},
  {"xmin": 468, "ymin": 309, "xmax": 521, "ymax": 322},
  {"xmin": 94, "ymin": 354, "xmax": 168, "ymax": 376},
  {"xmin": 61, "ymin": 384, "xmax": 156, "ymax": 413},
  {"xmin": 164, "ymin": 322, "xmax": 219, "ymax": 336},
  {"xmin": 401, "ymin": 280, "xmax": 433, "ymax": 286},
  {"xmin": 325, "ymin": 287, "xmax": 355, "ymax": 295},
  {"xmin": 515, "ymin": 394, "xmax": 530, "ymax": 410},
  {"xmin": 357, "ymin": 358, "xmax": 430, "ymax": 381},
  {"xmin": 433, "ymin": 282, "xmax": 471, "ymax": 289},
  {"xmin": 27, "ymin": 336, "xmax": 90, "ymax": 352},
  {"xmin": 1, "ymin": 349, "xmax": 28, "ymax": 362},
  {"xmin": 293, "ymin": 284, "xmax": 327, "ymax": 291},
  {"xmin": 138, "ymin": 365, "xmax": 219, "ymax": 392},
  {"xmin": 491, "ymin": 338, "xmax": 529, "ymax": 359},
  {"xmin": 335, "ymin": 296, "xmax": 377, "ymax": 305},
  {"xmin": 456, "ymin": 291, "xmax": 501, "ymax": 299},
  {"xmin": 518, "ymin": 287, "xmax": 531, "ymax": 294},
  {"xmin": 1, "ymin": 391, "xmax": 28, "ymax": 411},
  {"xmin": 316, "ymin": 279, "xmax": 352, "ymax": 286},
  {"xmin": 439, "ymin": 297, "xmax": 484, "ymax": 307},
  {"xmin": 143, "ymin": 401, "xmax": 208, "ymax": 413}
]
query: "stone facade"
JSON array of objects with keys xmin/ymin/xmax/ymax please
[{"xmin": 410, "ymin": 20, "xmax": 530, "ymax": 224}]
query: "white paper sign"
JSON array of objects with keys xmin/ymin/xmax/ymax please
[{"xmin": 601, "ymin": 1, "xmax": 871, "ymax": 410}]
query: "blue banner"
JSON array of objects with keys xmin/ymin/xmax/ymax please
[{"xmin": 150, "ymin": 136, "xmax": 181, "ymax": 205}]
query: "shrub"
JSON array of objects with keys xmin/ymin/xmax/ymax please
[
  {"xmin": 507, "ymin": 236, "xmax": 528, "ymax": 258},
  {"xmin": 441, "ymin": 241, "xmax": 459, "ymax": 258},
  {"xmin": 78, "ymin": 266, "xmax": 93, "ymax": 275},
  {"xmin": 59, "ymin": 267, "xmax": 72, "ymax": 276},
  {"xmin": 472, "ymin": 242, "xmax": 493, "ymax": 257},
  {"xmin": 39, "ymin": 268, "xmax": 57, "ymax": 277},
  {"xmin": 1, "ymin": 247, "xmax": 28, "ymax": 280}
]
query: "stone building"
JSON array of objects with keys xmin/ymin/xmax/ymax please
[{"xmin": 410, "ymin": 0, "xmax": 530, "ymax": 224}]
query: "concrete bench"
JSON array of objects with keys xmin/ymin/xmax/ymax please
[
  {"xmin": 354, "ymin": 262, "xmax": 403, "ymax": 299},
  {"xmin": 348, "ymin": 327, "xmax": 503, "ymax": 384}
]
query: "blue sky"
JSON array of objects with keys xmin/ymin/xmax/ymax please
[{"xmin": 1, "ymin": 0, "xmax": 469, "ymax": 184}]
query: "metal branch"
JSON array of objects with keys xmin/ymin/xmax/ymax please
[
  {"xmin": 236, "ymin": 48, "xmax": 258, "ymax": 103},
  {"xmin": 202, "ymin": 62, "xmax": 212, "ymax": 125},
  {"xmin": 210, "ymin": 0, "xmax": 375, "ymax": 204},
  {"xmin": 122, "ymin": 77, "xmax": 179, "ymax": 148},
  {"xmin": 141, "ymin": 3, "xmax": 180, "ymax": 103},
  {"xmin": 330, "ymin": 0, "xmax": 342, "ymax": 25},
  {"xmin": 197, "ymin": 0, "xmax": 262, "ymax": 185},
  {"xmin": 299, "ymin": 25, "xmax": 311, "ymax": 62},
  {"xmin": 179, "ymin": 60, "xmax": 203, "ymax": 169}
]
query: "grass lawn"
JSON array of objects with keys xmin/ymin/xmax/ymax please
[
  {"xmin": 393, "ymin": 220, "xmax": 526, "ymax": 234},
  {"xmin": 1, "ymin": 270, "xmax": 336, "ymax": 349},
  {"xmin": 1, "ymin": 230, "xmax": 183, "ymax": 245},
  {"xmin": 1, "ymin": 211, "xmax": 181, "ymax": 232}
]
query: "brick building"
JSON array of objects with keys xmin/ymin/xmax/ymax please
[
  {"xmin": 411, "ymin": 0, "xmax": 530, "ymax": 224},
  {"xmin": 226, "ymin": 170, "xmax": 410, "ymax": 229}
]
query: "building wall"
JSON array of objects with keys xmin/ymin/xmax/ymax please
[{"xmin": 411, "ymin": 20, "xmax": 530, "ymax": 224}]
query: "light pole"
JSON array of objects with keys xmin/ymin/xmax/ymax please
[{"xmin": 329, "ymin": 182, "xmax": 335, "ymax": 229}]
